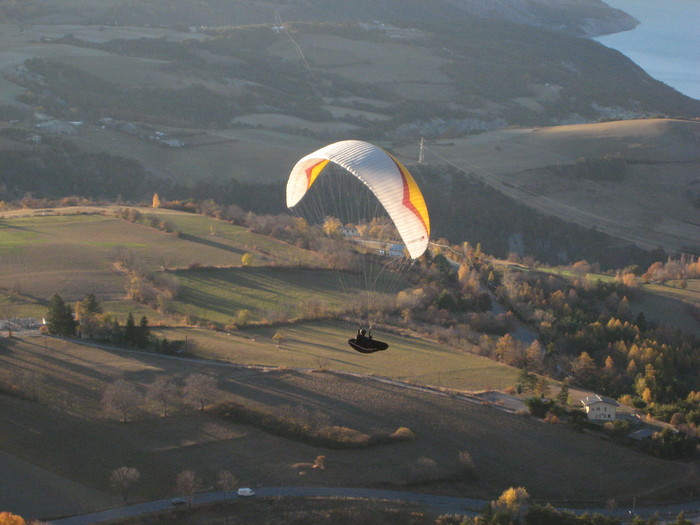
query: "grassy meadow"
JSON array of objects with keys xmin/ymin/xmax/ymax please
[
  {"xmin": 151, "ymin": 320, "xmax": 518, "ymax": 392},
  {"xmin": 0, "ymin": 207, "xmax": 317, "ymax": 308},
  {"xmin": 170, "ymin": 267, "xmax": 362, "ymax": 324}
]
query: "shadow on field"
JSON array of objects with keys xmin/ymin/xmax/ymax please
[{"xmin": 178, "ymin": 233, "xmax": 245, "ymax": 256}]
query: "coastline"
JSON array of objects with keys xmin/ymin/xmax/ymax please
[{"xmin": 595, "ymin": 0, "xmax": 700, "ymax": 101}]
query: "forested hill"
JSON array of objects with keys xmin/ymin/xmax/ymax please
[{"xmin": 1, "ymin": 0, "xmax": 635, "ymax": 37}]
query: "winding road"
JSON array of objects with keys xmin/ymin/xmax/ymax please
[{"xmin": 51, "ymin": 486, "xmax": 700, "ymax": 524}]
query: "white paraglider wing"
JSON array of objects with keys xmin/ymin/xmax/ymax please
[{"xmin": 286, "ymin": 140, "xmax": 430, "ymax": 259}]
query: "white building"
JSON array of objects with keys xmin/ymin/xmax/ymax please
[{"xmin": 581, "ymin": 394, "xmax": 619, "ymax": 421}]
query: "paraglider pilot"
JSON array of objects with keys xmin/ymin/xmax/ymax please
[
  {"xmin": 356, "ymin": 327, "xmax": 371, "ymax": 343},
  {"xmin": 349, "ymin": 326, "xmax": 388, "ymax": 354}
]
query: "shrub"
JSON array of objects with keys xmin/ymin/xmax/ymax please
[
  {"xmin": 390, "ymin": 427, "xmax": 416, "ymax": 441},
  {"xmin": 409, "ymin": 457, "xmax": 440, "ymax": 484},
  {"xmin": 456, "ymin": 451, "xmax": 476, "ymax": 479},
  {"xmin": 525, "ymin": 397, "xmax": 555, "ymax": 418}
]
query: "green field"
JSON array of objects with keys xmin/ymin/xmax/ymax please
[
  {"xmin": 169, "ymin": 265, "xmax": 403, "ymax": 326},
  {"xmin": 153, "ymin": 320, "xmax": 517, "ymax": 392},
  {"xmin": 144, "ymin": 210, "xmax": 318, "ymax": 267},
  {"xmin": 0, "ymin": 208, "xmax": 318, "ymax": 309}
]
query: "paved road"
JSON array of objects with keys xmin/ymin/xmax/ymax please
[
  {"xmin": 51, "ymin": 486, "xmax": 700, "ymax": 525},
  {"xmin": 51, "ymin": 487, "xmax": 483, "ymax": 524}
]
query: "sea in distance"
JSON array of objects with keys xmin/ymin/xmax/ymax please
[{"xmin": 595, "ymin": 0, "xmax": 700, "ymax": 101}]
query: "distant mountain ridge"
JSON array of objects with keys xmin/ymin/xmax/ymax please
[
  {"xmin": 3, "ymin": 0, "xmax": 637, "ymax": 37},
  {"xmin": 445, "ymin": 0, "xmax": 638, "ymax": 36}
]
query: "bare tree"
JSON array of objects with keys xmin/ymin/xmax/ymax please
[
  {"xmin": 312, "ymin": 455, "xmax": 326, "ymax": 470},
  {"xmin": 176, "ymin": 470, "xmax": 201, "ymax": 506},
  {"xmin": 457, "ymin": 450, "xmax": 475, "ymax": 479},
  {"xmin": 110, "ymin": 466, "xmax": 141, "ymax": 502},
  {"xmin": 217, "ymin": 470, "xmax": 238, "ymax": 525},
  {"xmin": 147, "ymin": 376, "xmax": 177, "ymax": 417},
  {"xmin": 272, "ymin": 331, "xmax": 284, "ymax": 348},
  {"xmin": 183, "ymin": 373, "xmax": 217, "ymax": 412},
  {"xmin": 217, "ymin": 469, "xmax": 238, "ymax": 494},
  {"xmin": 102, "ymin": 380, "xmax": 142, "ymax": 422}
]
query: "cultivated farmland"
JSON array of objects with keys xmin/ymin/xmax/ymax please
[{"xmin": 0, "ymin": 207, "xmax": 318, "ymax": 308}]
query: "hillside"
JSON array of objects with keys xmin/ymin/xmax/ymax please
[
  {"xmin": 0, "ymin": 206, "xmax": 321, "ymax": 305},
  {"xmin": 0, "ymin": 0, "xmax": 636, "ymax": 37},
  {"xmin": 0, "ymin": 336, "xmax": 695, "ymax": 520},
  {"xmin": 397, "ymin": 119, "xmax": 700, "ymax": 256},
  {"xmin": 3, "ymin": 19, "xmax": 696, "ymax": 134},
  {"xmin": 0, "ymin": 13, "xmax": 698, "ymax": 266}
]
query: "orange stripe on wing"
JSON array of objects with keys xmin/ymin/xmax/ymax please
[
  {"xmin": 389, "ymin": 156, "xmax": 430, "ymax": 238},
  {"xmin": 305, "ymin": 159, "xmax": 330, "ymax": 190}
]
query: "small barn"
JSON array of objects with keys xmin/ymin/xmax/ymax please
[{"xmin": 581, "ymin": 394, "xmax": 619, "ymax": 421}]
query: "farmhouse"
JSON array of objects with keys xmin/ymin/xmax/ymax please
[
  {"xmin": 581, "ymin": 394, "xmax": 619, "ymax": 421},
  {"xmin": 36, "ymin": 119, "xmax": 78, "ymax": 135}
]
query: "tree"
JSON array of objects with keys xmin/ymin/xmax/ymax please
[
  {"xmin": 495, "ymin": 333, "xmax": 521, "ymax": 366},
  {"xmin": 109, "ymin": 318, "xmax": 123, "ymax": 344},
  {"xmin": 272, "ymin": 331, "xmax": 284, "ymax": 348},
  {"xmin": 110, "ymin": 466, "xmax": 141, "ymax": 502},
  {"xmin": 525, "ymin": 340, "xmax": 544, "ymax": 372},
  {"xmin": 176, "ymin": 470, "xmax": 201, "ymax": 505},
  {"xmin": 75, "ymin": 291, "xmax": 103, "ymax": 339},
  {"xmin": 135, "ymin": 315, "xmax": 150, "ymax": 348},
  {"xmin": 45, "ymin": 293, "xmax": 78, "ymax": 337},
  {"xmin": 124, "ymin": 312, "xmax": 136, "ymax": 346},
  {"xmin": 556, "ymin": 380, "xmax": 570, "ymax": 405},
  {"xmin": 322, "ymin": 216, "xmax": 342, "ymax": 237},
  {"xmin": 152, "ymin": 193, "xmax": 160, "ymax": 208},
  {"xmin": 673, "ymin": 512, "xmax": 693, "ymax": 525},
  {"xmin": 0, "ymin": 512, "xmax": 26, "ymax": 525},
  {"xmin": 241, "ymin": 252, "xmax": 254, "ymax": 266},
  {"xmin": 525, "ymin": 397, "xmax": 554, "ymax": 418},
  {"xmin": 312, "ymin": 455, "xmax": 326, "ymax": 470},
  {"xmin": 533, "ymin": 377, "xmax": 550, "ymax": 399},
  {"xmin": 491, "ymin": 486, "xmax": 529, "ymax": 523},
  {"xmin": 217, "ymin": 470, "xmax": 238, "ymax": 524},
  {"xmin": 572, "ymin": 351, "xmax": 596, "ymax": 387},
  {"xmin": 456, "ymin": 450, "xmax": 475, "ymax": 479},
  {"xmin": 217, "ymin": 470, "xmax": 238, "ymax": 494},
  {"xmin": 75, "ymin": 291, "xmax": 102, "ymax": 319},
  {"xmin": 147, "ymin": 376, "xmax": 177, "ymax": 417},
  {"xmin": 516, "ymin": 369, "xmax": 537, "ymax": 394},
  {"xmin": 184, "ymin": 373, "xmax": 217, "ymax": 412},
  {"xmin": 102, "ymin": 380, "xmax": 143, "ymax": 422}
]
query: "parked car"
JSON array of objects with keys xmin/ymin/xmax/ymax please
[
  {"xmin": 171, "ymin": 498, "xmax": 187, "ymax": 506},
  {"xmin": 237, "ymin": 487, "xmax": 255, "ymax": 497}
]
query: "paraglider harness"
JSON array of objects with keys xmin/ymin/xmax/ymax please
[{"xmin": 348, "ymin": 326, "xmax": 389, "ymax": 354}]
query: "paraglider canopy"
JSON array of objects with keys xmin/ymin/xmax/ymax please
[{"xmin": 286, "ymin": 140, "xmax": 430, "ymax": 259}]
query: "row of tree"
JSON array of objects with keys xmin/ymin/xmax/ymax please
[
  {"xmin": 45, "ymin": 292, "xmax": 189, "ymax": 353},
  {"xmin": 46, "ymin": 292, "xmax": 150, "ymax": 344},
  {"xmin": 102, "ymin": 373, "xmax": 217, "ymax": 423}
]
